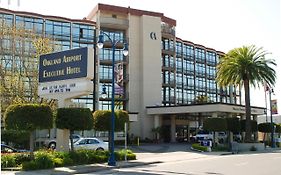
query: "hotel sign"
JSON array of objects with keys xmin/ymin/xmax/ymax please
[{"xmin": 39, "ymin": 47, "xmax": 92, "ymax": 83}]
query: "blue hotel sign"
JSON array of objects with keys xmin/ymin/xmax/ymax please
[{"xmin": 39, "ymin": 47, "xmax": 89, "ymax": 83}]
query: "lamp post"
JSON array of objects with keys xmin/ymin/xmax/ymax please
[
  {"xmin": 269, "ymin": 88, "xmax": 275, "ymax": 148},
  {"xmin": 98, "ymin": 31, "xmax": 128, "ymax": 166}
]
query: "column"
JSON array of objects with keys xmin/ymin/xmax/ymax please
[
  {"xmin": 212, "ymin": 112, "xmax": 218, "ymax": 118},
  {"xmin": 253, "ymin": 115, "xmax": 258, "ymax": 141},
  {"xmin": 154, "ymin": 115, "xmax": 161, "ymax": 141},
  {"xmin": 241, "ymin": 114, "xmax": 246, "ymax": 142},
  {"xmin": 56, "ymin": 99, "xmax": 71, "ymax": 152},
  {"xmin": 187, "ymin": 123, "xmax": 191, "ymax": 142},
  {"xmin": 170, "ymin": 115, "xmax": 176, "ymax": 142}
]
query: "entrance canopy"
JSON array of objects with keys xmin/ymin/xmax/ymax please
[{"xmin": 146, "ymin": 103, "xmax": 265, "ymax": 116}]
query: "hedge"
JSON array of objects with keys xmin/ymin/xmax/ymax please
[
  {"xmin": 56, "ymin": 108, "xmax": 93, "ymax": 131},
  {"xmin": 1, "ymin": 130, "xmax": 29, "ymax": 149},
  {"xmin": 240, "ymin": 120, "xmax": 258, "ymax": 132},
  {"xmin": 4, "ymin": 104, "xmax": 53, "ymax": 131},
  {"xmin": 191, "ymin": 143, "xmax": 208, "ymax": 152},
  {"xmin": 258, "ymin": 122, "xmax": 275, "ymax": 133},
  {"xmin": 93, "ymin": 110, "xmax": 129, "ymax": 132},
  {"xmin": 203, "ymin": 117, "xmax": 227, "ymax": 132}
]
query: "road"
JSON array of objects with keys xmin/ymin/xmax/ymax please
[{"xmin": 78, "ymin": 152, "xmax": 281, "ymax": 175}]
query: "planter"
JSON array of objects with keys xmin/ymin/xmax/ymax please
[{"xmin": 237, "ymin": 143, "xmax": 264, "ymax": 151}]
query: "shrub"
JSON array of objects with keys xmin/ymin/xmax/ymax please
[
  {"xmin": 68, "ymin": 150, "xmax": 91, "ymax": 165},
  {"xmin": 191, "ymin": 143, "xmax": 208, "ymax": 152},
  {"xmin": 212, "ymin": 145, "xmax": 228, "ymax": 151},
  {"xmin": 52, "ymin": 158, "xmax": 64, "ymax": 167},
  {"xmin": 22, "ymin": 161, "xmax": 37, "ymax": 170},
  {"xmin": 14, "ymin": 153, "xmax": 32, "ymax": 165},
  {"xmin": 1, "ymin": 154, "xmax": 16, "ymax": 168},
  {"xmin": 115, "ymin": 149, "xmax": 136, "ymax": 161},
  {"xmin": 240, "ymin": 120, "xmax": 258, "ymax": 132},
  {"xmin": 33, "ymin": 151, "xmax": 54, "ymax": 169},
  {"xmin": 1, "ymin": 130, "xmax": 29, "ymax": 149},
  {"xmin": 203, "ymin": 117, "xmax": 227, "ymax": 132},
  {"xmin": 2, "ymin": 149, "xmax": 136, "ymax": 170},
  {"xmin": 258, "ymin": 122, "xmax": 274, "ymax": 133},
  {"xmin": 226, "ymin": 117, "xmax": 241, "ymax": 132}
]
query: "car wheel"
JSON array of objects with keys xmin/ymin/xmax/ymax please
[
  {"xmin": 96, "ymin": 147, "xmax": 104, "ymax": 151},
  {"xmin": 49, "ymin": 142, "xmax": 56, "ymax": 150}
]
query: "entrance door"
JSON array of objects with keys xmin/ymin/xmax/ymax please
[{"xmin": 176, "ymin": 125, "xmax": 188, "ymax": 142}]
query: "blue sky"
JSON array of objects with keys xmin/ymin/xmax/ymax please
[{"xmin": 1, "ymin": 0, "xmax": 280, "ymax": 111}]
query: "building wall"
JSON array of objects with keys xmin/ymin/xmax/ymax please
[{"xmin": 128, "ymin": 14, "xmax": 162, "ymax": 138}]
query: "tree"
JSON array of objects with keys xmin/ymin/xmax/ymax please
[
  {"xmin": 115, "ymin": 110, "xmax": 130, "ymax": 131},
  {"xmin": 240, "ymin": 119, "xmax": 258, "ymax": 132},
  {"xmin": 0, "ymin": 20, "xmax": 56, "ymax": 120},
  {"xmin": 203, "ymin": 117, "xmax": 227, "ymax": 144},
  {"xmin": 4, "ymin": 104, "xmax": 53, "ymax": 151},
  {"xmin": 93, "ymin": 110, "xmax": 129, "ymax": 131},
  {"xmin": 55, "ymin": 108, "xmax": 93, "ymax": 151},
  {"xmin": 226, "ymin": 117, "xmax": 241, "ymax": 133},
  {"xmin": 216, "ymin": 45, "xmax": 276, "ymax": 142},
  {"xmin": 258, "ymin": 122, "xmax": 274, "ymax": 133}
]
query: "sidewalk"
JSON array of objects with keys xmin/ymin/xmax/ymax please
[
  {"xmin": 1, "ymin": 157, "xmax": 164, "ymax": 175},
  {"xmin": 1, "ymin": 144, "xmax": 280, "ymax": 175}
]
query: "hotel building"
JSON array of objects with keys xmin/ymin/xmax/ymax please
[{"xmin": 0, "ymin": 4, "xmax": 265, "ymax": 142}]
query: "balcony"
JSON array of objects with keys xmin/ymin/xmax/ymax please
[
  {"xmin": 161, "ymin": 24, "xmax": 175, "ymax": 38},
  {"xmin": 100, "ymin": 17, "xmax": 129, "ymax": 29}
]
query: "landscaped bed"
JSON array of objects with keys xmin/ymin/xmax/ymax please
[{"xmin": 1, "ymin": 149, "xmax": 136, "ymax": 171}]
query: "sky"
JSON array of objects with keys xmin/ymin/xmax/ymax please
[{"xmin": 1, "ymin": 0, "xmax": 280, "ymax": 113}]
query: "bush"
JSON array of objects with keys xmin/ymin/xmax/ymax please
[
  {"xmin": 258, "ymin": 122, "xmax": 274, "ymax": 133},
  {"xmin": 1, "ymin": 130, "xmax": 29, "ymax": 149},
  {"xmin": 2, "ymin": 149, "xmax": 136, "ymax": 170},
  {"xmin": 203, "ymin": 117, "xmax": 227, "ymax": 132},
  {"xmin": 212, "ymin": 145, "xmax": 228, "ymax": 151},
  {"xmin": 14, "ymin": 153, "xmax": 32, "ymax": 165},
  {"xmin": 1, "ymin": 154, "xmax": 16, "ymax": 168},
  {"xmin": 191, "ymin": 143, "xmax": 208, "ymax": 152},
  {"xmin": 22, "ymin": 161, "xmax": 37, "ymax": 170},
  {"xmin": 115, "ymin": 149, "xmax": 136, "ymax": 161}
]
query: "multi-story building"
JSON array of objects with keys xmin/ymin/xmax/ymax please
[{"xmin": 0, "ymin": 3, "xmax": 265, "ymax": 143}]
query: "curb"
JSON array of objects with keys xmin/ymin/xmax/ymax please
[{"xmin": 1, "ymin": 161, "xmax": 163, "ymax": 175}]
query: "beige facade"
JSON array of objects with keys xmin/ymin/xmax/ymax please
[{"xmin": 87, "ymin": 4, "xmax": 265, "ymax": 141}]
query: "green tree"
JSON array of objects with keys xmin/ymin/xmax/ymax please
[
  {"xmin": 0, "ymin": 20, "xmax": 57, "ymax": 120},
  {"xmin": 4, "ymin": 104, "xmax": 53, "ymax": 151},
  {"xmin": 216, "ymin": 45, "xmax": 276, "ymax": 142},
  {"xmin": 258, "ymin": 122, "xmax": 274, "ymax": 133},
  {"xmin": 93, "ymin": 110, "xmax": 129, "ymax": 132},
  {"xmin": 240, "ymin": 119, "xmax": 258, "ymax": 132},
  {"xmin": 226, "ymin": 117, "xmax": 241, "ymax": 133},
  {"xmin": 55, "ymin": 108, "xmax": 93, "ymax": 151},
  {"xmin": 203, "ymin": 117, "xmax": 227, "ymax": 143}
]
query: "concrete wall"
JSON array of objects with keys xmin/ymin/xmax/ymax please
[{"xmin": 128, "ymin": 14, "xmax": 162, "ymax": 139}]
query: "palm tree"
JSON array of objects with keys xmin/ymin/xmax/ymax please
[{"xmin": 216, "ymin": 45, "xmax": 276, "ymax": 142}]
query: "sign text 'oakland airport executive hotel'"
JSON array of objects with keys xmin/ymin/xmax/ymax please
[{"xmin": 39, "ymin": 47, "xmax": 88, "ymax": 83}]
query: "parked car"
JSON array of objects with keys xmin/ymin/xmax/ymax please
[
  {"xmin": 73, "ymin": 138, "xmax": 108, "ymax": 151},
  {"xmin": 195, "ymin": 130, "xmax": 227, "ymax": 143},
  {"xmin": 44, "ymin": 134, "xmax": 82, "ymax": 149},
  {"xmin": 1, "ymin": 144, "xmax": 29, "ymax": 153}
]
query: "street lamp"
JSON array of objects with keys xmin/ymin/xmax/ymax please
[
  {"xmin": 269, "ymin": 88, "xmax": 275, "ymax": 148},
  {"xmin": 97, "ymin": 31, "xmax": 128, "ymax": 166}
]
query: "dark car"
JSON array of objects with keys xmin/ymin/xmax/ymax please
[{"xmin": 1, "ymin": 144, "xmax": 29, "ymax": 153}]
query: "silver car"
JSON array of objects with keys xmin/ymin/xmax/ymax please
[{"xmin": 73, "ymin": 138, "xmax": 108, "ymax": 151}]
